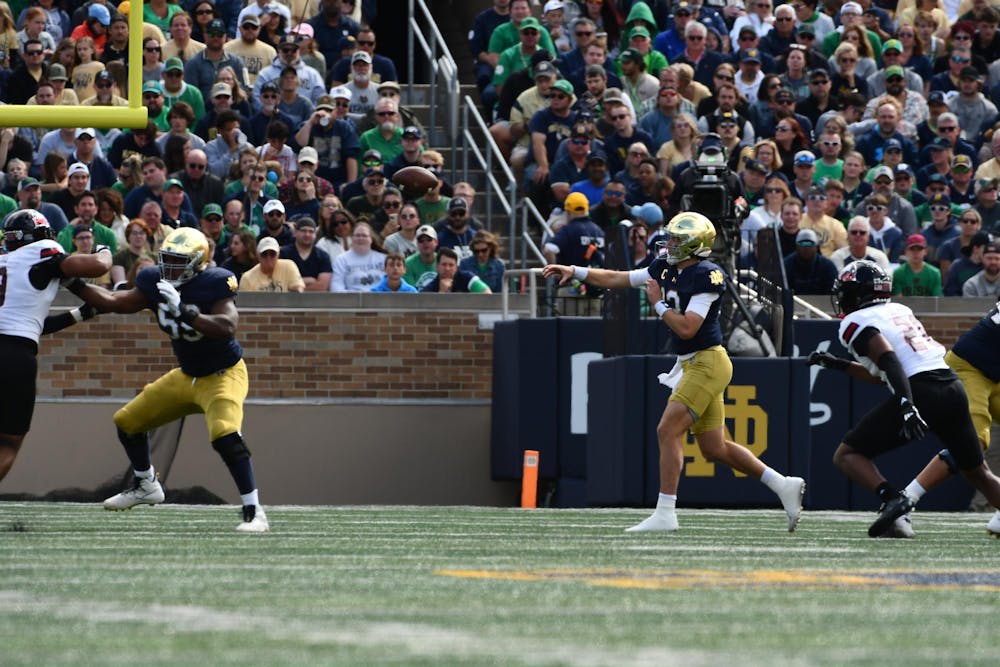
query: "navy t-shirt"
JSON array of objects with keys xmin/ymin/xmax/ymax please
[
  {"xmin": 527, "ymin": 108, "xmax": 576, "ymax": 166},
  {"xmin": 645, "ymin": 257, "xmax": 727, "ymax": 355},
  {"xmin": 279, "ymin": 244, "xmax": 333, "ymax": 279}
]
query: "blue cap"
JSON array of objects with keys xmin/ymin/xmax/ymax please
[
  {"xmin": 630, "ymin": 202, "xmax": 664, "ymax": 224},
  {"xmin": 884, "ymin": 137, "xmax": 902, "ymax": 152},
  {"xmin": 895, "ymin": 163, "xmax": 914, "ymax": 177}
]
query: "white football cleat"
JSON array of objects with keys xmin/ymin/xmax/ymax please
[
  {"xmin": 236, "ymin": 505, "xmax": 269, "ymax": 533},
  {"xmin": 103, "ymin": 476, "xmax": 165, "ymax": 511},
  {"xmin": 777, "ymin": 476, "xmax": 806, "ymax": 532},
  {"xmin": 625, "ymin": 512, "xmax": 679, "ymax": 533},
  {"xmin": 986, "ymin": 511, "xmax": 1000, "ymax": 537}
]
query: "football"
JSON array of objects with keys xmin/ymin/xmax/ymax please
[{"xmin": 391, "ymin": 165, "xmax": 438, "ymax": 196}]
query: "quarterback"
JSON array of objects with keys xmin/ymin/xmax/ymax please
[
  {"xmin": 67, "ymin": 227, "xmax": 268, "ymax": 532},
  {"xmin": 0, "ymin": 210, "xmax": 112, "ymax": 483},
  {"xmin": 543, "ymin": 211, "xmax": 805, "ymax": 533}
]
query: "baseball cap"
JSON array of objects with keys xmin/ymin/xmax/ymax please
[
  {"xmin": 73, "ymin": 225, "xmax": 94, "ymax": 238},
  {"xmin": 543, "ymin": 0, "xmax": 564, "ymax": 12},
  {"xmin": 329, "ymin": 85, "xmax": 352, "ymax": 101},
  {"xmin": 206, "ymin": 18, "xmax": 226, "ymax": 34},
  {"xmin": 773, "ymin": 89, "xmax": 794, "ymax": 103},
  {"xmin": 262, "ymin": 199, "xmax": 285, "ymax": 214},
  {"xmin": 277, "ymin": 34, "xmax": 298, "ymax": 48},
  {"xmin": 881, "ymin": 39, "xmax": 903, "ymax": 55},
  {"xmin": 551, "ymin": 79, "xmax": 574, "ymax": 96},
  {"xmin": 630, "ymin": 202, "xmax": 663, "ymax": 224},
  {"xmin": 295, "ymin": 217, "xmax": 317, "ymax": 229},
  {"xmin": 928, "ymin": 192, "xmax": 951, "ymax": 206},
  {"xmin": 984, "ymin": 242, "xmax": 1000, "ymax": 256},
  {"xmin": 927, "ymin": 90, "xmax": 947, "ymax": 105},
  {"xmin": 315, "ymin": 95, "xmax": 335, "ymax": 110},
  {"xmin": 808, "ymin": 68, "xmax": 829, "ymax": 81},
  {"xmin": 290, "ymin": 22, "xmax": 313, "ymax": 38},
  {"xmin": 530, "ymin": 49, "xmax": 554, "ymax": 67},
  {"xmin": 210, "ymin": 82, "xmax": 232, "ymax": 98},
  {"xmin": 906, "ymin": 234, "xmax": 926, "ymax": 248},
  {"xmin": 95, "ymin": 70, "xmax": 113, "ymax": 85},
  {"xmin": 47, "ymin": 63, "xmax": 68, "ymax": 81},
  {"xmin": 18, "ymin": 177, "xmax": 40, "ymax": 191},
  {"xmin": 564, "ymin": 192, "xmax": 589, "ymax": 214},
  {"xmin": 533, "ymin": 61, "xmax": 557, "ymax": 79},
  {"xmin": 337, "ymin": 35, "xmax": 357, "ymax": 51},
  {"xmin": 841, "ymin": 2, "xmax": 863, "ymax": 15},
  {"xmin": 241, "ymin": 13, "xmax": 260, "ymax": 27},
  {"xmin": 960, "ymin": 66, "xmax": 982, "ymax": 80},
  {"xmin": 976, "ymin": 177, "xmax": 999, "ymax": 194},
  {"xmin": 74, "ymin": 127, "xmax": 96, "ymax": 140},
  {"xmin": 627, "ymin": 25, "xmax": 651, "ymax": 40},
  {"xmin": 741, "ymin": 48, "xmax": 761, "ymax": 64},
  {"xmin": 402, "ymin": 125, "xmax": 422, "ymax": 138},
  {"xmin": 377, "ymin": 80, "xmax": 400, "ymax": 94},
  {"xmin": 257, "ymin": 236, "xmax": 280, "ymax": 254},
  {"xmin": 963, "ymin": 231, "xmax": 992, "ymax": 256},
  {"xmin": 416, "ymin": 225, "xmax": 437, "ymax": 240},
  {"xmin": 929, "ymin": 136, "xmax": 950, "ymax": 150},
  {"xmin": 619, "ymin": 47, "xmax": 644, "ymax": 64},
  {"xmin": 797, "ymin": 22, "xmax": 816, "ymax": 36},
  {"xmin": 165, "ymin": 178, "xmax": 183, "ymax": 190},
  {"xmin": 895, "ymin": 163, "xmax": 914, "ymax": 178},
  {"xmin": 796, "ymin": 229, "xmax": 819, "ymax": 246},
  {"xmin": 738, "ymin": 24, "xmax": 757, "ymax": 37},
  {"xmin": 884, "ymin": 137, "xmax": 902, "ymax": 152},
  {"xmin": 351, "ymin": 51, "xmax": 371, "ymax": 65},
  {"xmin": 202, "ymin": 203, "xmax": 224, "ymax": 219},
  {"xmin": 164, "ymin": 56, "xmax": 184, "ymax": 72},
  {"xmin": 794, "ymin": 150, "xmax": 815, "ymax": 165},
  {"xmin": 141, "ymin": 80, "xmax": 162, "ymax": 95},
  {"xmin": 89, "ymin": 4, "xmax": 111, "ymax": 25},
  {"xmin": 953, "ymin": 154, "xmax": 973, "ymax": 169},
  {"xmin": 67, "ymin": 162, "xmax": 90, "ymax": 177},
  {"xmin": 585, "ymin": 63, "xmax": 605, "ymax": 78},
  {"xmin": 716, "ymin": 110, "xmax": 741, "ymax": 126},
  {"xmin": 448, "ymin": 197, "xmax": 468, "ymax": 212},
  {"xmin": 602, "ymin": 88, "xmax": 626, "ymax": 105},
  {"xmin": 745, "ymin": 158, "xmax": 768, "ymax": 174},
  {"xmin": 260, "ymin": 81, "xmax": 279, "ymax": 95},
  {"xmin": 883, "ymin": 65, "xmax": 905, "ymax": 79},
  {"xmin": 362, "ymin": 149, "xmax": 382, "ymax": 163},
  {"xmin": 298, "ymin": 146, "xmax": 318, "ymax": 165},
  {"xmin": 927, "ymin": 172, "xmax": 948, "ymax": 185},
  {"xmin": 518, "ymin": 16, "xmax": 542, "ymax": 32},
  {"xmin": 586, "ymin": 150, "xmax": 607, "ymax": 164},
  {"xmin": 871, "ymin": 165, "xmax": 894, "ymax": 181}
]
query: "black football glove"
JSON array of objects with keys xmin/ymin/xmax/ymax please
[
  {"xmin": 806, "ymin": 351, "xmax": 850, "ymax": 371},
  {"xmin": 899, "ymin": 398, "xmax": 929, "ymax": 441}
]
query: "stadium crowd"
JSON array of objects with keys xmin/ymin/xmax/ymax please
[
  {"xmin": 473, "ymin": 0, "xmax": 1000, "ymax": 300},
  {"xmin": 0, "ymin": 0, "xmax": 501, "ymax": 294}
]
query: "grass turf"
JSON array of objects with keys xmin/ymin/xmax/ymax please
[{"xmin": 0, "ymin": 503, "xmax": 996, "ymax": 666}]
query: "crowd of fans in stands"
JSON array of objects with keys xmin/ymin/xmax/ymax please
[
  {"xmin": 473, "ymin": 0, "xmax": 1000, "ymax": 300},
  {"xmin": 0, "ymin": 0, "xmax": 502, "ymax": 294}
]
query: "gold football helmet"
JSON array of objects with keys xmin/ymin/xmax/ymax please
[
  {"xmin": 159, "ymin": 227, "xmax": 210, "ymax": 285},
  {"xmin": 657, "ymin": 212, "xmax": 716, "ymax": 265}
]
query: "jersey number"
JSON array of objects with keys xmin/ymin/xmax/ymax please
[
  {"xmin": 157, "ymin": 304, "xmax": 203, "ymax": 342},
  {"xmin": 891, "ymin": 314, "xmax": 934, "ymax": 352}
]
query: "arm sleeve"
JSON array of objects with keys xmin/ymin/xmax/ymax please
[{"xmin": 876, "ymin": 350, "xmax": 914, "ymax": 402}]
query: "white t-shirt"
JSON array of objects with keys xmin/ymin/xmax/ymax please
[
  {"xmin": 330, "ymin": 248, "xmax": 387, "ymax": 292},
  {"xmin": 0, "ymin": 239, "xmax": 64, "ymax": 343}
]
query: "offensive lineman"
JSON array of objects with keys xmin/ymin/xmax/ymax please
[
  {"xmin": 0, "ymin": 210, "xmax": 113, "ymax": 483},
  {"xmin": 543, "ymin": 211, "xmax": 806, "ymax": 533},
  {"xmin": 66, "ymin": 227, "xmax": 269, "ymax": 532},
  {"xmin": 808, "ymin": 260, "xmax": 1000, "ymax": 537}
]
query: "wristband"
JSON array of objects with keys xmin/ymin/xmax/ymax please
[
  {"xmin": 69, "ymin": 307, "xmax": 84, "ymax": 323},
  {"xmin": 654, "ymin": 301, "xmax": 670, "ymax": 317},
  {"xmin": 178, "ymin": 304, "xmax": 200, "ymax": 325},
  {"xmin": 572, "ymin": 266, "xmax": 589, "ymax": 281}
]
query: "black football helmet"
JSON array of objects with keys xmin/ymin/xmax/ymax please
[
  {"xmin": 832, "ymin": 260, "xmax": 892, "ymax": 316},
  {"xmin": 3, "ymin": 209, "xmax": 54, "ymax": 251}
]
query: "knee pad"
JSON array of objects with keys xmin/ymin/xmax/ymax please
[
  {"xmin": 211, "ymin": 432, "xmax": 251, "ymax": 467},
  {"xmin": 938, "ymin": 449, "xmax": 959, "ymax": 475},
  {"xmin": 117, "ymin": 427, "xmax": 147, "ymax": 449}
]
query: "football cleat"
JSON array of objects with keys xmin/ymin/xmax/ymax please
[
  {"xmin": 625, "ymin": 512, "xmax": 679, "ymax": 533},
  {"xmin": 777, "ymin": 476, "xmax": 806, "ymax": 532},
  {"xmin": 236, "ymin": 505, "xmax": 269, "ymax": 533},
  {"xmin": 868, "ymin": 494, "xmax": 916, "ymax": 538},
  {"xmin": 103, "ymin": 476, "xmax": 165, "ymax": 511},
  {"xmin": 986, "ymin": 511, "xmax": 1000, "ymax": 537}
]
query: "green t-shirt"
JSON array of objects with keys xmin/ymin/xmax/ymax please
[
  {"xmin": 487, "ymin": 22, "xmax": 556, "ymax": 60},
  {"xmin": 813, "ymin": 159, "xmax": 844, "ymax": 186},
  {"xmin": 163, "ymin": 83, "xmax": 207, "ymax": 124},
  {"xmin": 0, "ymin": 193, "xmax": 18, "ymax": 222},
  {"xmin": 57, "ymin": 221, "xmax": 119, "ymax": 254},
  {"xmin": 358, "ymin": 127, "xmax": 404, "ymax": 163},
  {"xmin": 415, "ymin": 197, "xmax": 449, "ymax": 226},
  {"xmin": 404, "ymin": 252, "xmax": 437, "ymax": 289},
  {"xmin": 143, "ymin": 3, "xmax": 184, "ymax": 32},
  {"xmin": 892, "ymin": 262, "xmax": 942, "ymax": 296}
]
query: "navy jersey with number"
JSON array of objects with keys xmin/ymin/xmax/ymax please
[
  {"xmin": 135, "ymin": 266, "xmax": 243, "ymax": 377},
  {"xmin": 646, "ymin": 257, "xmax": 727, "ymax": 355},
  {"xmin": 952, "ymin": 302, "xmax": 1000, "ymax": 382}
]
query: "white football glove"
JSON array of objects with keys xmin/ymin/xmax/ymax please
[{"xmin": 156, "ymin": 279, "xmax": 182, "ymax": 317}]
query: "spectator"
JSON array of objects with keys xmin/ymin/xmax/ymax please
[
  {"xmin": 923, "ymin": 192, "xmax": 961, "ymax": 266},
  {"xmin": 949, "ymin": 66, "xmax": 998, "ymax": 142},
  {"xmin": 239, "ymin": 235, "xmax": 305, "ymax": 292},
  {"xmin": 56, "ymin": 189, "xmax": 117, "ymax": 253},
  {"xmin": 674, "ymin": 19, "xmax": 724, "ymax": 90},
  {"xmin": 383, "ymin": 202, "xmax": 420, "ymax": 257},
  {"xmin": 123, "ymin": 156, "xmax": 192, "ymax": 219},
  {"xmin": 161, "ymin": 10, "xmax": 204, "ymax": 63},
  {"xmin": 141, "ymin": 36, "xmax": 165, "ymax": 84},
  {"xmin": 567, "ymin": 150, "xmax": 611, "ymax": 209},
  {"xmin": 156, "ymin": 103, "xmax": 206, "ymax": 158},
  {"xmin": 110, "ymin": 218, "xmax": 155, "ymax": 288},
  {"xmin": 183, "ymin": 18, "xmax": 248, "ymax": 102},
  {"xmin": 549, "ymin": 127, "xmax": 592, "ymax": 204},
  {"xmin": 293, "ymin": 94, "xmax": 359, "ymax": 190},
  {"xmin": 253, "ymin": 33, "xmax": 323, "ymax": 107},
  {"xmin": 330, "ymin": 220, "xmax": 386, "ymax": 292},
  {"xmin": 160, "ymin": 56, "xmax": 206, "ymax": 120},
  {"xmin": 790, "ymin": 150, "xmax": 817, "ymax": 200},
  {"xmin": 404, "ymin": 224, "xmax": 439, "ymax": 289},
  {"xmin": 327, "ymin": 24, "xmax": 395, "ymax": 86},
  {"xmin": 368, "ymin": 187, "xmax": 404, "ymax": 237},
  {"xmin": 67, "ymin": 127, "xmax": 115, "ymax": 192},
  {"xmin": 940, "ymin": 209, "xmax": 984, "ymax": 280},
  {"xmin": 346, "ymin": 165, "xmax": 385, "ymax": 220},
  {"xmin": 975, "ymin": 133, "xmax": 1000, "ymax": 182},
  {"xmin": 962, "ymin": 242, "xmax": 1000, "ymax": 297},
  {"xmin": 94, "ymin": 187, "xmax": 128, "ymax": 246},
  {"xmin": 491, "ymin": 13, "xmax": 549, "ymax": 96},
  {"xmin": 278, "ymin": 217, "xmax": 332, "ymax": 291},
  {"xmin": 289, "ymin": 22, "xmax": 325, "ymax": 83},
  {"xmin": 157, "ymin": 177, "xmax": 196, "ymax": 229},
  {"xmin": 221, "ymin": 228, "xmax": 259, "ymax": 282},
  {"xmin": 275, "ymin": 66, "xmax": 316, "ymax": 130},
  {"xmin": 852, "ymin": 165, "xmax": 918, "ymax": 235},
  {"xmin": 257, "ymin": 198, "xmax": 293, "ymax": 246},
  {"xmin": 7, "ymin": 38, "xmax": 47, "ymax": 104},
  {"xmin": 384, "ymin": 126, "xmax": 424, "ymax": 180},
  {"xmin": 358, "ymin": 98, "xmax": 403, "ymax": 163},
  {"xmin": 460, "ymin": 230, "xmax": 505, "ymax": 293},
  {"xmin": 307, "ymin": 0, "xmax": 361, "ymax": 69},
  {"xmin": 419, "ymin": 246, "xmax": 490, "ymax": 293},
  {"xmin": 893, "ymin": 233, "xmax": 943, "ymax": 296},
  {"xmin": 222, "ymin": 14, "xmax": 274, "ymax": 87},
  {"xmin": 784, "ymin": 228, "xmax": 838, "ymax": 294},
  {"xmin": 167, "ymin": 148, "xmax": 221, "ymax": 218},
  {"xmin": 437, "ymin": 197, "xmax": 476, "ymax": 260},
  {"xmin": 49, "ymin": 162, "xmax": 92, "ymax": 222},
  {"xmin": 542, "ymin": 192, "xmax": 605, "ymax": 266},
  {"xmin": 944, "ymin": 230, "xmax": 990, "ymax": 296},
  {"xmin": 197, "ymin": 202, "xmax": 227, "ymax": 265},
  {"xmin": 801, "ymin": 185, "xmax": 848, "ymax": 257},
  {"xmin": 862, "ymin": 192, "xmax": 905, "ymax": 263},
  {"xmin": 616, "ymin": 46, "xmax": 659, "ymax": 114},
  {"xmin": 856, "ymin": 98, "xmax": 918, "ymax": 168},
  {"xmin": 204, "ymin": 109, "xmax": 252, "ymax": 179},
  {"xmin": 976, "ymin": 178, "xmax": 1000, "ymax": 231},
  {"xmin": 314, "ymin": 197, "xmax": 349, "ymax": 259},
  {"xmin": 830, "ymin": 216, "xmax": 892, "ymax": 272},
  {"xmin": 15, "ymin": 176, "xmax": 68, "ymax": 232},
  {"xmin": 370, "ymin": 252, "xmax": 418, "ymax": 293}
]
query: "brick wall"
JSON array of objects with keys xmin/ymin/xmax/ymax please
[{"xmin": 38, "ymin": 309, "xmax": 496, "ymax": 400}]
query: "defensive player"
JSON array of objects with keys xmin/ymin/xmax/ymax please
[
  {"xmin": 873, "ymin": 299, "xmax": 1000, "ymax": 536},
  {"xmin": 67, "ymin": 228, "xmax": 268, "ymax": 532},
  {"xmin": 807, "ymin": 261, "xmax": 1000, "ymax": 537},
  {"xmin": 0, "ymin": 210, "xmax": 112, "ymax": 483},
  {"xmin": 543, "ymin": 212, "xmax": 806, "ymax": 533}
]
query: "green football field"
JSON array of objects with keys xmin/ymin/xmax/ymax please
[{"xmin": 1, "ymin": 503, "xmax": 997, "ymax": 666}]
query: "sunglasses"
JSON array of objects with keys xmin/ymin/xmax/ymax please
[
  {"xmin": 954, "ymin": 33, "xmax": 972, "ymax": 40},
  {"xmin": 334, "ymin": 218, "xmax": 350, "ymax": 225},
  {"xmin": 930, "ymin": 205, "xmax": 950, "ymax": 212},
  {"xmin": 382, "ymin": 200, "xmax": 400, "ymax": 209},
  {"xmin": 604, "ymin": 190, "xmax": 625, "ymax": 197},
  {"xmin": 207, "ymin": 30, "xmax": 226, "ymax": 38},
  {"xmin": 335, "ymin": 101, "xmax": 350, "ymax": 108},
  {"xmin": 241, "ymin": 23, "xmax": 259, "ymax": 29},
  {"xmin": 776, "ymin": 17, "xmax": 794, "ymax": 22},
  {"xmin": 687, "ymin": 35, "xmax": 704, "ymax": 41},
  {"xmin": 399, "ymin": 213, "xmax": 419, "ymax": 219},
  {"xmin": 266, "ymin": 210, "xmax": 284, "ymax": 216},
  {"xmin": 570, "ymin": 138, "xmax": 589, "ymax": 145},
  {"xmin": 808, "ymin": 194, "xmax": 827, "ymax": 201},
  {"xmin": 357, "ymin": 39, "xmax": 375, "ymax": 46},
  {"xmin": 549, "ymin": 93, "xmax": 569, "ymax": 100},
  {"xmin": 145, "ymin": 47, "xmax": 161, "ymax": 52},
  {"xmin": 765, "ymin": 187, "xmax": 784, "ymax": 194},
  {"xmin": 95, "ymin": 81, "xmax": 112, "ymax": 88},
  {"xmin": 25, "ymin": 49, "xmax": 43, "ymax": 56},
  {"xmin": 367, "ymin": 179, "xmax": 385, "ymax": 185},
  {"xmin": 375, "ymin": 110, "xmax": 396, "ymax": 117},
  {"xmin": 205, "ymin": 215, "xmax": 222, "ymax": 222},
  {"xmin": 961, "ymin": 217, "xmax": 980, "ymax": 223},
  {"xmin": 866, "ymin": 205, "xmax": 887, "ymax": 212},
  {"xmin": 886, "ymin": 76, "xmax": 904, "ymax": 83},
  {"xmin": 611, "ymin": 114, "xmax": 629, "ymax": 121},
  {"xmin": 822, "ymin": 141, "xmax": 841, "ymax": 147},
  {"xmin": 187, "ymin": 163, "xmax": 206, "ymax": 169},
  {"xmin": 252, "ymin": 175, "xmax": 266, "ymax": 182},
  {"xmin": 849, "ymin": 229, "xmax": 868, "ymax": 235},
  {"xmin": 952, "ymin": 56, "xmax": 971, "ymax": 63},
  {"xmin": 575, "ymin": 31, "xmax": 593, "ymax": 37},
  {"xmin": 939, "ymin": 126, "xmax": 958, "ymax": 132},
  {"xmin": 473, "ymin": 247, "xmax": 490, "ymax": 254},
  {"xmin": 776, "ymin": 125, "xmax": 791, "ymax": 132},
  {"xmin": 196, "ymin": 9, "xmax": 214, "ymax": 14},
  {"xmin": 521, "ymin": 29, "xmax": 539, "ymax": 36},
  {"xmin": 715, "ymin": 74, "xmax": 734, "ymax": 81}
]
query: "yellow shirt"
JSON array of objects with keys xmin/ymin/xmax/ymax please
[
  {"xmin": 238, "ymin": 259, "xmax": 305, "ymax": 292},
  {"xmin": 800, "ymin": 214, "xmax": 848, "ymax": 257}
]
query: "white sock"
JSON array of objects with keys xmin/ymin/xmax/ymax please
[
  {"xmin": 134, "ymin": 466, "xmax": 154, "ymax": 481},
  {"xmin": 760, "ymin": 466, "xmax": 785, "ymax": 492},
  {"xmin": 240, "ymin": 490, "xmax": 259, "ymax": 507},
  {"xmin": 655, "ymin": 493, "xmax": 677, "ymax": 511},
  {"xmin": 904, "ymin": 480, "xmax": 926, "ymax": 503}
]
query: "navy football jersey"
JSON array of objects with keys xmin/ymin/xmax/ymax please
[
  {"xmin": 135, "ymin": 266, "xmax": 244, "ymax": 376},
  {"xmin": 646, "ymin": 257, "xmax": 727, "ymax": 355},
  {"xmin": 952, "ymin": 302, "xmax": 1000, "ymax": 383}
]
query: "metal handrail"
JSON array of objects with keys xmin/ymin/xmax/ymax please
[
  {"xmin": 500, "ymin": 269, "xmax": 543, "ymax": 320},
  {"xmin": 407, "ymin": 0, "xmax": 461, "ymax": 152}
]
